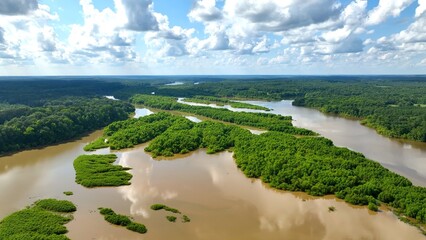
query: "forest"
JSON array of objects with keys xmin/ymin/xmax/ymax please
[
  {"xmin": 0, "ymin": 97, "xmax": 134, "ymax": 155},
  {"xmin": 86, "ymin": 111, "xmax": 426, "ymax": 225},
  {"xmin": 131, "ymin": 94, "xmax": 314, "ymax": 135}
]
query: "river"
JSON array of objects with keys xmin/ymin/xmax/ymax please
[{"xmin": 0, "ymin": 102, "xmax": 424, "ymax": 239}]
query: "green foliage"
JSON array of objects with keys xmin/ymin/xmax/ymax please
[
  {"xmin": 131, "ymin": 94, "xmax": 314, "ymax": 135},
  {"xmin": 63, "ymin": 191, "xmax": 73, "ymax": 196},
  {"xmin": 99, "ymin": 208, "xmax": 147, "ymax": 234},
  {"xmin": 0, "ymin": 97, "xmax": 134, "ymax": 155},
  {"xmin": 103, "ymin": 112, "xmax": 183, "ymax": 150},
  {"xmin": 166, "ymin": 216, "xmax": 177, "ymax": 222},
  {"xmin": 368, "ymin": 202, "xmax": 379, "ymax": 212},
  {"xmin": 328, "ymin": 206, "xmax": 336, "ymax": 212},
  {"xmin": 0, "ymin": 199, "xmax": 76, "ymax": 240},
  {"xmin": 150, "ymin": 204, "xmax": 181, "ymax": 214},
  {"xmin": 35, "ymin": 199, "xmax": 77, "ymax": 213},
  {"xmin": 74, "ymin": 154, "xmax": 132, "ymax": 188},
  {"xmin": 182, "ymin": 215, "xmax": 191, "ymax": 223},
  {"xmin": 184, "ymin": 96, "xmax": 270, "ymax": 111},
  {"xmin": 126, "ymin": 223, "xmax": 147, "ymax": 234},
  {"xmin": 233, "ymin": 131, "xmax": 426, "ymax": 224},
  {"xmin": 84, "ymin": 137, "xmax": 109, "ymax": 151}
]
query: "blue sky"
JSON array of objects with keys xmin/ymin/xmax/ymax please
[{"xmin": 0, "ymin": 0, "xmax": 425, "ymax": 75}]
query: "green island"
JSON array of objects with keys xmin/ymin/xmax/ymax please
[
  {"xmin": 150, "ymin": 204, "xmax": 191, "ymax": 223},
  {"xmin": 183, "ymin": 96, "xmax": 270, "ymax": 111},
  {"xmin": 99, "ymin": 208, "xmax": 147, "ymax": 234},
  {"xmin": 0, "ymin": 199, "xmax": 76, "ymax": 240},
  {"xmin": 166, "ymin": 216, "xmax": 177, "ymax": 222},
  {"xmin": 150, "ymin": 204, "xmax": 181, "ymax": 214},
  {"xmin": 90, "ymin": 95, "xmax": 426, "ymax": 231},
  {"xmin": 63, "ymin": 192, "xmax": 73, "ymax": 196},
  {"xmin": 131, "ymin": 94, "xmax": 314, "ymax": 136},
  {"xmin": 74, "ymin": 154, "xmax": 132, "ymax": 188}
]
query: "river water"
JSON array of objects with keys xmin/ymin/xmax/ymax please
[{"xmin": 0, "ymin": 102, "xmax": 425, "ymax": 239}]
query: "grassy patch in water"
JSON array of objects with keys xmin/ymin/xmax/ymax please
[
  {"xmin": 166, "ymin": 216, "xmax": 177, "ymax": 222},
  {"xmin": 35, "ymin": 199, "xmax": 77, "ymax": 213},
  {"xmin": 0, "ymin": 199, "xmax": 76, "ymax": 240},
  {"xmin": 99, "ymin": 208, "xmax": 147, "ymax": 234},
  {"xmin": 63, "ymin": 191, "xmax": 73, "ymax": 196},
  {"xmin": 182, "ymin": 215, "xmax": 191, "ymax": 223},
  {"xmin": 74, "ymin": 154, "xmax": 132, "ymax": 188},
  {"xmin": 150, "ymin": 204, "xmax": 181, "ymax": 214},
  {"xmin": 84, "ymin": 137, "xmax": 109, "ymax": 151}
]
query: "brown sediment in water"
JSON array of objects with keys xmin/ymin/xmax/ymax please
[{"xmin": 0, "ymin": 103, "xmax": 425, "ymax": 239}]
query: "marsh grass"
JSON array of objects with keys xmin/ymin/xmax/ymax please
[
  {"xmin": 0, "ymin": 199, "xmax": 76, "ymax": 240},
  {"xmin": 166, "ymin": 216, "xmax": 177, "ymax": 222},
  {"xmin": 63, "ymin": 191, "xmax": 73, "ymax": 196},
  {"xmin": 84, "ymin": 137, "xmax": 109, "ymax": 151},
  {"xmin": 99, "ymin": 208, "xmax": 147, "ymax": 234},
  {"xmin": 150, "ymin": 204, "xmax": 181, "ymax": 214},
  {"xmin": 74, "ymin": 154, "xmax": 132, "ymax": 188}
]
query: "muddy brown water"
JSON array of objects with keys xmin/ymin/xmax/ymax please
[{"xmin": 0, "ymin": 102, "xmax": 425, "ymax": 239}]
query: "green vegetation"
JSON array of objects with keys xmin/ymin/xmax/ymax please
[
  {"xmin": 152, "ymin": 77, "xmax": 425, "ymax": 142},
  {"xmin": 131, "ymin": 95, "xmax": 314, "ymax": 136},
  {"xmin": 126, "ymin": 222, "xmax": 148, "ymax": 234},
  {"xmin": 74, "ymin": 154, "xmax": 132, "ymax": 188},
  {"xmin": 63, "ymin": 191, "xmax": 73, "ymax": 196},
  {"xmin": 0, "ymin": 199, "xmax": 76, "ymax": 240},
  {"xmin": 150, "ymin": 204, "xmax": 181, "ymax": 214},
  {"xmin": 0, "ymin": 97, "xmax": 134, "ymax": 155},
  {"xmin": 328, "ymin": 206, "xmax": 336, "ymax": 212},
  {"xmin": 99, "ymin": 208, "xmax": 147, "ymax": 234},
  {"xmin": 84, "ymin": 137, "xmax": 109, "ymax": 151},
  {"xmin": 166, "ymin": 216, "xmax": 177, "ymax": 222},
  {"xmin": 182, "ymin": 215, "xmax": 191, "ymax": 223},
  {"xmin": 233, "ymin": 131, "xmax": 426, "ymax": 224},
  {"xmin": 183, "ymin": 96, "xmax": 270, "ymax": 111},
  {"xmin": 35, "ymin": 199, "xmax": 77, "ymax": 213},
  {"xmin": 368, "ymin": 202, "xmax": 379, "ymax": 212}
]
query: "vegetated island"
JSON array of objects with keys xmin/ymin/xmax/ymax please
[
  {"xmin": 99, "ymin": 208, "xmax": 147, "ymax": 234},
  {"xmin": 182, "ymin": 96, "xmax": 270, "ymax": 111},
  {"xmin": 150, "ymin": 204, "xmax": 191, "ymax": 223},
  {"xmin": 74, "ymin": 154, "xmax": 132, "ymax": 188},
  {"xmin": 85, "ymin": 96, "xmax": 426, "ymax": 233},
  {"xmin": 0, "ymin": 199, "xmax": 76, "ymax": 240}
]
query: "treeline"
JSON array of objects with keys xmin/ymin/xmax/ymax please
[
  {"xmin": 183, "ymin": 96, "xmax": 270, "ymax": 111},
  {"xmin": 131, "ymin": 94, "xmax": 314, "ymax": 135},
  {"xmin": 0, "ymin": 97, "xmax": 134, "ymax": 155},
  {"xmin": 154, "ymin": 78, "xmax": 426, "ymax": 142}
]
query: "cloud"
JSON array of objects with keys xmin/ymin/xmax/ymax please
[
  {"xmin": 0, "ymin": 27, "xmax": 5, "ymax": 44},
  {"xmin": 116, "ymin": 0, "xmax": 159, "ymax": 31},
  {"xmin": 366, "ymin": 0, "xmax": 415, "ymax": 25},
  {"xmin": 223, "ymin": 0, "xmax": 342, "ymax": 32},
  {"xmin": 416, "ymin": 0, "xmax": 426, "ymax": 17},
  {"xmin": 188, "ymin": 0, "xmax": 223, "ymax": 22},
  {"xmin": 0, "ymin": 0, "xmax": 38, "ymax": 16}
]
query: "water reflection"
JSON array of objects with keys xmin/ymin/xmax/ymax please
[{"xmin": 243, "ymin": 100, "xmax": 426, "ymax": 187}]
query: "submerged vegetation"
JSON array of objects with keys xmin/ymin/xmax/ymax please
[
  {"xmin": 183, "ymin": 96, "xmax": 270, "ymax": 111},
  {"xmin": 166, "ymin": 216, "xmax": 177, "ymax": 222},
  {"xmin": 74, "ymin": 154, "xmax": 132, "ymax": 188},
  {"xmin": 0, "ymin": 199, "xmax": 76, "ymax": 240},
  {"xmin": 99, "ymin": 208, "xmax": 147, "ymax": 234}
]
